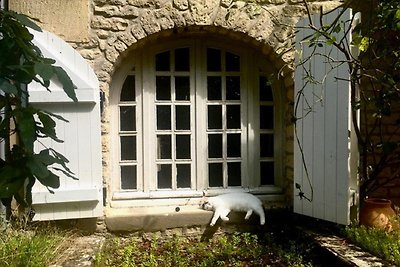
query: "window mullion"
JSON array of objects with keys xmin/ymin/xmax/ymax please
[{"xmin": 143, "ymin": 50, "xmax": 156, "ymax": 192}]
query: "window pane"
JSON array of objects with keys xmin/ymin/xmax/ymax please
[
  {"xmin": 156, "ymin": 51, "xmax": 170, "ymax": 71},
  {"xmin": 207, "ymin": 76, "xmax": 222, "ymax": 100},
  {"xmin": 260, "ymin": 162, "xmax": 274, "ymax": 185},
  {"xmin": 175, "ymin": 76, "xmax": 190, "ymax": 100},
  {"xmin": 208, "ymin": 105, "xmax": 222, "ymax": 129},
  {"xmin": 157, "ymin": 105, "xmax": 171, "ymax": 130},
  {"xmin": 226, "ymin": 76, "xmax": 240, "ymax": 100},
  {"xmin": 260, "ymin": 106, "xmax": 273, "ymax": 129},
  {"xmin": 176, "ymin": 105, "xmax": 190, "ymax": 130},
  {"xmin": 260, "ymin": 76, "xmax": 273, "ymax": 101},
  {"xmin": 208, "ymin": 134, "xmax": 222, "ymax": 158},
  {"xmin": 226, "ymin": 52, "xmax": 240, "ymax": 71},
  {"xmin": 156, "ymin": 76, "xmax": 171, "ymax": 100},
  {"xmin": 177, "ymin": 164, "xmax": 191, "ymax": 188},
  {"xmin": 120, "ymin": 136, "xmax": 136, "ymax": 160},
  {"xmin": 227, "ymin": 105, "xmax": 240, "ymax": 129},
  {"xmin": 121, "ymin": 165, "xmax": 137, "ymax": 189},
  {"xmin": 176, "ymin": 134, "xmax": 191, "ymax": 159},
  {"xmin": 120, "ymin": 75, "xmax": 135, "ymax": 101},
  {"xmin": 209, "ymin": 163, "xmax": 223, "ymax": 187},
  {"xmin": 227, "ymin": 133, "xmax": 241, "ymax": 157},
  {"xmin": 260, "ymin": 134, "xmax": 274, "ymax": 157},
  {"xmin": 157, "ymin": 135, "xmax": 171, "ymax": 159},
  {"xmin": 207, "ymin": 48, "xmax": 221, "ymax": 71},
  {"xmin": 228, "ymin": 162, "xmax": 241, "ymax": 186},
  {"xmin": 120, "ymin": 106, "xmax": 136, "ymax": 131},
  {"xmin": 157, "ymin": 164, "xmax": 172, "ymax": 189},
  {"xmin": 175, "ymin": 48, "xmax": 190, "ymax": 71}
]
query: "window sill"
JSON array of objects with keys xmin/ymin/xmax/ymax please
[
  {"xmin": 105, "ymin": 195, "xmax": 285, "ymax": 232},
  {"xmin": 111, "ymin": 186, "xmax": 283, "ymax": 202}
]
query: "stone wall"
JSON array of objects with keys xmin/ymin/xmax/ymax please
[
  {"xmin": 10, "ymin": 0, "xmax": 342, "ymax": 205},
  {"xmin": 9, "ymin": 0, "xmax": 90, "ymax": 42}
]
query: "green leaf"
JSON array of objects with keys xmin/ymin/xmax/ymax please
[
  {"xmin": 326, "ymin": 35, "xmax": 336, "ymax": 45},
  {"xmin": 36, "ymin": 149, "xmax": 58, "ymax": 165},
  {"xmin": 333, "ymin": 24, "xmax": 342, "ymax": 33},
  {"xmin": 0, "ymin": 165, "xmax": 24, "ymax": 198},
  {"xmin": 0, "ymin": 180, "xmax": 24, "ymax": 198},
  {"xmin": 14, "ymin": 108, "xmax": 37, "ymax": 152},
  {"xmin": 53, "ymin": 66, "xmax": 77, "ymax": 102},
  {"xmin": 0, "ymin": 78, "xmax": 18, "ymax": 94},
  {"xmin": 37, "ymin": 171, "xmax": 60, "ymax": 189},
  {"xmin": 12, "ymin": 12, "xmax": 42, "ymax": 32},
  {"xmin": 0, "ymin": 165, "xmax": 23, "ymax": 183},
  {"xmin": 26, "ymin": 156, "xmax": 50, "ymax": 179},
  {"xmin": 34, "ymin": 62, "xmax": 55, "ymax": 81},
  {"xmin": 359, "ymin": 37, "xmax": 369, "ymax": 52}
]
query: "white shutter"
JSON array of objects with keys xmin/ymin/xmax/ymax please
[
  {"xmin": 29, "ymin": 30, "xmax": 103, "ymax": 221},
  {"xmin": 294, "ymin": 9, "xmax": 358, "ymax": 225}
]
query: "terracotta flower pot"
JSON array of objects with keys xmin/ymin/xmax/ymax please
[{"xmin": 359, "ymin": 198, "xmax": 396, "ymax": 231}]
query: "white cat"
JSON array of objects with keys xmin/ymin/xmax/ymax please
[{"xmin": 201, "ymin": 192, "xmax": 265, "ymax": 226}]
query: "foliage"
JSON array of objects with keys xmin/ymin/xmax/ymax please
[
  {"xmin": 296, "ymin": 0, "xmax": 400, "ymax": 200},
  {"xmin": 0, "ymin": 224, "xmax": 72, "ymax": 266},
  {"xmin": 345, "ymin": 223, "xmax": 400, "ymax": 265},
  {"xmin": 94, "ymin": 232, "xmax": 314, "ymax": 267},
  {"xmin": 0, "ymin": 10, "xmax": 77, "ymax": 209}
]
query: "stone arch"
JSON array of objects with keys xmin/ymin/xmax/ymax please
[
  {"xmin": 95, "ymin": 2, "xmax": 296, "ymax": 88},
  {"xmin": 93, "ymin": 1, "xmax": 300, "ymax": 204}
]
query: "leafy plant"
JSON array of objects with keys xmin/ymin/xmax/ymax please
[
  {"xmin": 345, "ymin": 223, "xmax": 400, "ymax": 265},
  {"xmin": 0, "ymin": 10, "xmax": 77, "ymax": 216}
]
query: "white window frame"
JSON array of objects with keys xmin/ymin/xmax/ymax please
[{"xmin": 109, "ymin": 37, "xmax": 284, "ymax": 205}]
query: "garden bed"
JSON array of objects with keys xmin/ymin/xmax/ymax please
[{"xmin": 1, "ymin": 209, "xmax": 396, "ymax": 266}]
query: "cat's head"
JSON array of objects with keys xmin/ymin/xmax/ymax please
[{"xmin": 200, "ymin": 198, "xmax": 214, "ymax": 211}]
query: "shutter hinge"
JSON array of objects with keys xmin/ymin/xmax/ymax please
[{"xmin": 349, "ymin": 188, "xmax": 359, "ymax": 207}]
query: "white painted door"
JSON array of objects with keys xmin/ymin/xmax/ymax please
[
  {"xmin": 294, "ymin": 9, "xmax": 358, "ymax": 225},
  {"xmin": 28, "ymin": 30, "xmax": 103, "ymax": 221}
]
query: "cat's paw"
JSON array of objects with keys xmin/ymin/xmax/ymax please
[
  {"xmin": 210, "ymin": 222, "xmax": 216, "ymax": 226},
  {"xmin": 221, "ymin": 217, "xmax": 229, "ymax": 222}
]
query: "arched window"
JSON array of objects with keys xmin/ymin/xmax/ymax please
[{"xmin": 111, "ymin": 38, "xmax": 283, "ymax": 202}]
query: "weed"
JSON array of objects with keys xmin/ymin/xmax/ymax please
[
  {"xmin": 345, "ymin": 224, "xmax": 400, "ymax": 265},
  {"xmin": 94, "ymin": 232, "xmax": 314, "ymax": 267},
  {"xmin": 0, "ymin": 225, "xmax": 72, "ymax": 266}
]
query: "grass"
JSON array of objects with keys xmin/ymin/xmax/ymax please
[
  {"xmin": 345, "ymin": 223, "xmax": 400, "ymax": 265},
  {"xmin": 3, "ymin": 210, "xmax": 400, "ymax": 267},
  {"xmin": 0, "ymin": 223, "xmax": 73, "ymax": 267},
  {"xmin": 94, "ymin": 232, "xmax": 314, "ymax": 267}
]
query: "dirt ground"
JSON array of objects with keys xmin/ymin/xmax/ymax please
[{"xmin": 49, "ymin": 235, "xmax": 105, "ymax": 267}]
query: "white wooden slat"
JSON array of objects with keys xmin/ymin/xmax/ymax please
[
  {"xmin": 29, "ymin": 29, "xmax": 98, "ymax": 89},
  {"xmin": 33, "ymin": 202, "xmax": 100, "ymax": 221},
  {"xmin": 29, "ymin": 29, "xmax": 103, "ymax": 221},
  {"xmin": 294, "ymin": 9, "xmax": 356, "ymax": 225},
  {"xmin": 32, "ymin": 189, "xmax": 100, "ymax": 204},
  {"xmin": 29, "ymin": 29, "xmax": 99, "ymax": 103}
]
